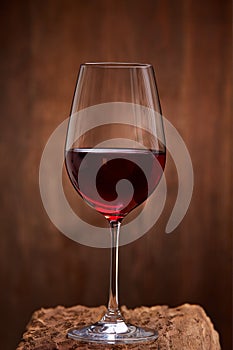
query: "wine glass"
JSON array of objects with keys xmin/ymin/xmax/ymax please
[{"xmin": 65, "ymin": 62, "xmax": 166, "ymax": 344}]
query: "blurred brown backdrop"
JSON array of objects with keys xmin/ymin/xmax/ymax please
[{"xmin": 0, "ymin": 0, "xmax": 232, "ymax": 349}]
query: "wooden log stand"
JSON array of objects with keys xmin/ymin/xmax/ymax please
[{"xmin": 17, "ymin": 304, "xmax": 221, "ymax": 349}]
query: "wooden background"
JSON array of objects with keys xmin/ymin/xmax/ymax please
[{"xmin": 0, "ymin": 0, "xmax": 232, "ymax": 349}]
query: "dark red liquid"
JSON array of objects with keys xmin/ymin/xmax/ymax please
[{"xmin": 65, "ymin": 148, "xmax": 166, "ymax": 221}]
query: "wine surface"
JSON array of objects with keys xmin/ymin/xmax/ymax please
[{"xmin": 65, "ymin": 148, "xmax": 166, "ymax": 221}]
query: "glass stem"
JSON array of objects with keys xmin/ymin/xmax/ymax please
[
  {"xmin": 108, "ymin": 220, "xmax": 121, "ymax": 314},
  {"xmin": 99, "ymin": 219, "xmax": 129, "ymax": 333},
  {"xmin": 100, "ymin": 218, "xmax": 127, "ymax": 328}
]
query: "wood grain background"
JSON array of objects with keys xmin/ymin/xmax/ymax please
[{"xmin": 0, "ymin": 0, "xmax": 232, "ymax": 349}]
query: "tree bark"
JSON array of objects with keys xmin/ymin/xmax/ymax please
[{"xmin": 17, "ymin": 304, "xmax": 221, "ymax": 349}]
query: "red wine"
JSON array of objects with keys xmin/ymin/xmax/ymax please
[{"xmin": 65, "ymin": 148, "xmax": 166, "ymax": 221}]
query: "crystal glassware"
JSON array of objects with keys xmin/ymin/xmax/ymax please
[{"xmin": 65, "ymin": 62, "xmax": 166, "ymax": 344}]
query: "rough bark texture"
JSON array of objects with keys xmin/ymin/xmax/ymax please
[{"xmin": 17, "ymin": 304, "xmax": 221, "ymax": 349}]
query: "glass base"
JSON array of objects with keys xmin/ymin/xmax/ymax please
[{"xmin": 67, "ymin": 320, "xmax": 158, "ymax": 344}]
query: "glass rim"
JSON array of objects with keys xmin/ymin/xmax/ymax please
[{"xmin": 81, "ymin": 62, "xmax": 152, "ymax": 69}]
